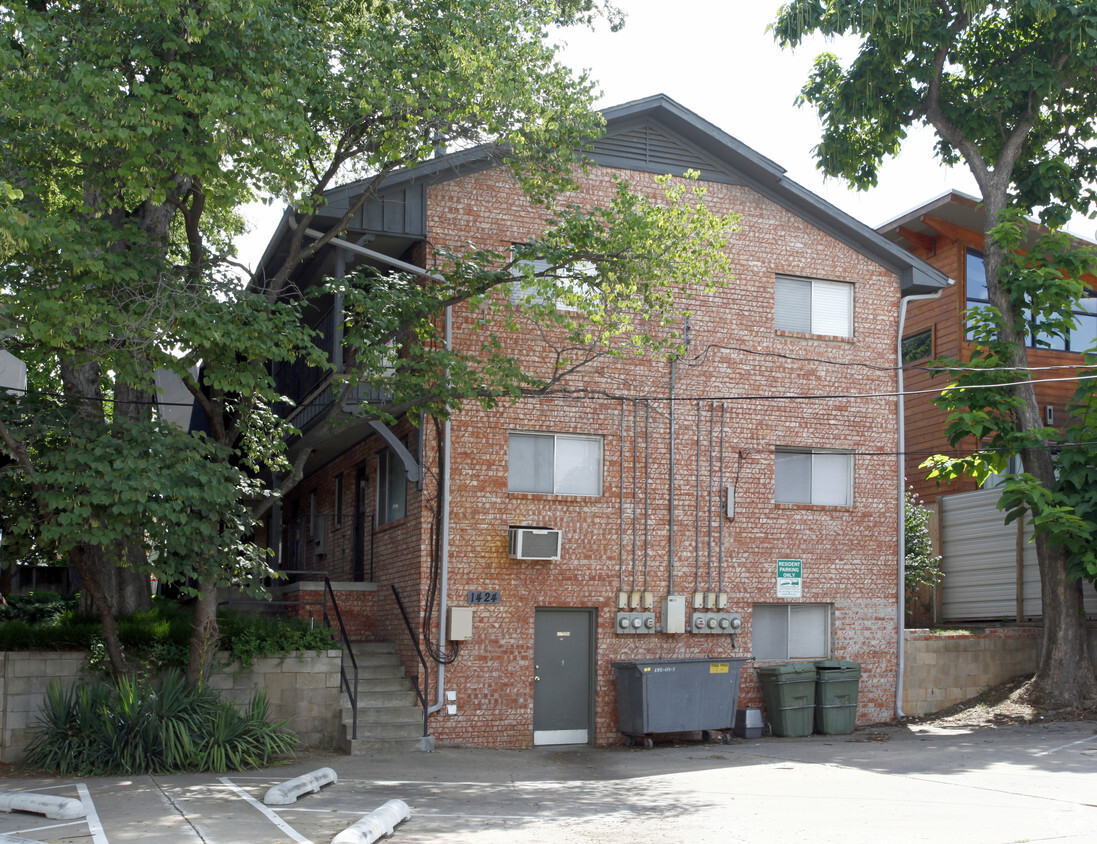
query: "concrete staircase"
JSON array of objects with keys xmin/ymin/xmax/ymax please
[{"xmin": 340, "ymin": 642, "xmax": 430, "ymax": 754}]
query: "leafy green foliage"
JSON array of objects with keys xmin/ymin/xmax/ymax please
[
  {"xmin": 338, "ymin": 173, "xmax": 738, "ymax": 420},
  {"xmin": 0, "ymin": 599, "xmax": 335, "ymax": 673},
  {"xmin": 0, "ymin": 0, "xmax": 734, "ymax": 682},
  {"xmin": 920, "ymin": 218, "xmax": 1097, "ymax": 587},
  {"xmin": 0, "ymin": 592, "xmax": 76, "ymax": 625},
  {"xmin": 773, "ymin": 1, "xmax": 1097, "ymax": 223},
  {"xmin": 905, "ymin": 489, "xmax": 943, "ymax": 591},
  {"xmin": 23, "ymin": 672, "xmax": 296, "ymax": 775}
]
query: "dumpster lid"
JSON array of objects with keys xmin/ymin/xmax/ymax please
[
  {"xmin": 814, "ymin": 659, "xmax": 860, "ymax": 670},
  {"xmin": 755, "ymin": 662, "xmax": 817, "ymax": 678},
  {"xmin": 611, "ymin": 657, "xmax": 749, "ymax": 668}
]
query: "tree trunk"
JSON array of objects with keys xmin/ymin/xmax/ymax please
[
  {"xmin": 980, "ymin": 200, "xmax": 1097, "ymax": 708},
  {"xmin": 185, "ymin": 579, "xmax": 220, "ymax": 688},
  {"xmin": 68, "ymin": 544, "xmax": 129, "ymax": 676},
  {"xmin": 1026, "ymin": 536, "xmax": 1097, "ymax": 707}
]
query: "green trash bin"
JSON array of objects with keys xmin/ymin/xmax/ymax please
[
  {"xmin": 814, "ymin": 659, "xmax": 860, "ymax": 735},
  {"xmin": 756, "ymin": 662, "xmax": 816, "ymax": 737}
]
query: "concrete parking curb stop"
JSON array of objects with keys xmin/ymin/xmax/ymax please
[
  {"xmin": 0, "ymin": 792, "xmax": 86, "ymax": 820},
  {"xmin": 263, "ymin": 767, "xmax": 338, "ymax": 805}
]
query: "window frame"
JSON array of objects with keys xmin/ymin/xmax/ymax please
[
  {"xmin": 376, "ymin": 447, "xmax": 407, "ymax": 526},
  {"xmin": 752, "ymin": 604, "xmax": 832, "ymax": 660},
  {"xmin": 775, "ymin": 276, "xmax": 854, "ymax": 339},
  {"xmin": 775, "ymin": 447, "xmax": 853, "ymax": 507},
  {"xmin": 966, "ymin": 248, "xmax": 1097, "ymax": 352},
  {"xmin": 901, "ymin": 328, "xmax": 933, "ymax": 364},
  {"xmin": 508, "ymin": 431, "xmax": 604, "ymax": 496},
  {"xmin": 510, "ymin": 252, "xmax": 597, "ymax": 312}
]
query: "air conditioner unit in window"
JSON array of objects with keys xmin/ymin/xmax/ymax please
[{"xmin": 508, "ymin": 526, "xmax": 562, "ymax": 560}]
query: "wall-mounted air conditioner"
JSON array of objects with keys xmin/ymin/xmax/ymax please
[{"xmin": 508, "ymin": 526, "xmax": 562, "ymax": 560}]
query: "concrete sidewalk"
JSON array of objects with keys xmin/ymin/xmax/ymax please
[{"xmin": 1, "ymin": 720, "xmax": 1095, "ymax": 843}]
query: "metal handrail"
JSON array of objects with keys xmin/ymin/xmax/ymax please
[
  {"xmin": 276, "ymin": 571, "xmax": 360, "ymax": 741},
  {"xmin": 391, "ymin": 585, "xmax": 430, "ymax": 738}
]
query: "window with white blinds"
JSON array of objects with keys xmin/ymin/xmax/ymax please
[
  {"xmin": 753, "ymin": 604, "xmax": 831, "ymax": 660},
  {"xmin": 775, "ymin": 277, "xmax": 853, "ymax": 337},
  {"xmin": 775, "ymin": 449, "xmax": 852, "ymax": 506},
  {"xmin": 508, "ymin": 432, "xmax": 603, "ymax": 496}
]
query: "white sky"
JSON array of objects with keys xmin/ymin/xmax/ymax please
[{"xmin": 237, "ymin": 0, "xmax": 1091, "ymax": 266}]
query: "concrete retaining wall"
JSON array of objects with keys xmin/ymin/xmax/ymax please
[
  {"xmin": 903, "ymin": 627, "xmax": 1097, "ymax": 717},
  {"xmin": 903, "ymin": 629, "xmax": 1039, "ymax": 716},
  {"xmin": 0, "ymin": 649, "xmax": 344, "ymax": 763}
]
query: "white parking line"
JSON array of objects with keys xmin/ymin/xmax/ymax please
[
  {"xmin": 76, "ymin": 784, "xmax": 108, "ymax": 844},
  {"xmin": 218, "ymin": 778, "xmax": 312, "ymax": 844},
  {"xmin": 6, "ymin": 821, "xmax": 85, "ymax": 836},
  {"xmin": 1034, "ymin": 733, "xmax": 1097, "ymax": 757}
]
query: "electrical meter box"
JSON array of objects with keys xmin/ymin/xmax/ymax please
[
  {"xmin": 662, "ymin": 595, "xmax": 686, "ymax": 634},
  {"xmin": 447, "ymin": 607, "xmax": 473, "ymax": 641}
]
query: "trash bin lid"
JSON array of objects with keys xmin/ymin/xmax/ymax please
[
  {"xmin": 814, "ymin": 659, "xmax": 860, "ymax": 670},
  {"xmin": 756, "ymin": 662, "xmax": 817, "ymax": 679}
]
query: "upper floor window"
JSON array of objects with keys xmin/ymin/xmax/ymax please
[
  {"xmin": 508, "ymin": 432, "xmax": 602, "ymax": 496},
  {"xmin": 511, "ymin": 254, "xmax": 596, "ymax": 312},
  {"xmin": 775, "ymin": 448, "xmax": 852, "ymax": 506},
  {"xmin": 377, "ymin": 447, "xmax": 407, "ymax": 525},
  {"xmin": 775, "ymin": 277, "xmax": 853, "ymax": 338},
  {"xmin": 966, "ymin": 249, "xmax": 1097, "ymax": 352}
]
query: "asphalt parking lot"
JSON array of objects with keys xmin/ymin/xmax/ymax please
[{"xmin": 1, "ymin": 719, "xmax": 1095, "ymax": 843}]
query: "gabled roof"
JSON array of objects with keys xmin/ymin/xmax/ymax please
[{"xmin": 259, "ymin": 94, "xmax": 950, "ymax": 295}]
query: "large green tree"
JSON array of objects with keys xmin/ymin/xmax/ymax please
[
  {"xmin": 774, "ymin": 0, "xmax": 1097, "ymax": 707},
  {"xmin": 0, "ymin": 0, "xmax": 735, "ymax": 684}
]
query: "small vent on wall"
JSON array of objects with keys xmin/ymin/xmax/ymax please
[
  {"xmin": 508, "ymin": 526, "xmax": 562, "ymax": 561},
  {"xmin": 1045, "ymin": 404, "xmax": 1055, "ymax": 425},
  {"xmin": 313, "ymin": 519, "xmax": 328, "ymax": 555}
]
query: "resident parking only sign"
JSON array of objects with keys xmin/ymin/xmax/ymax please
[{"xmin": 777, "ymin": 559, "xmax": 802, "ymax": 598}]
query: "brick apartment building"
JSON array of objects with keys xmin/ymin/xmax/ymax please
[{"xmin": 258, "ymin": 95, "xmax": 949, "ymax": 747}]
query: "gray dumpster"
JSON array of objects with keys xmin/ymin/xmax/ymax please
[
  {"xmin": 814, "ymin": 659, "xmax": 860, "ymax": 735},
  {"xmin": 612, "ymin": 658, "xmax": 749, "ymax": 746}
]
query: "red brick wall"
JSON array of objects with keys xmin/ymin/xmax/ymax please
[{"xmin": 402, "ymin": 166, "xmax": 904, "ymax": 745}]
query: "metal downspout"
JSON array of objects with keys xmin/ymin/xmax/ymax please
[
  {"xmin": 895, "ymin": 289, "xmax": 945, "ymax": 719},
  {"xmin": 429, "ymin": 305, "xmax": 454, "ymax": 716}
]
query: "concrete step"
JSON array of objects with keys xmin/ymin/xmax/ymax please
[
  {"xmin": 338, "ymin": 641, "xmax": 428, "ymax": 754},
  {"xmin": 342, "ymin": 735, "xmax": 432, "ymax": 755},
  {"xmin": 345, "ymin": 705, "xmax": 423, "ymax": 725},
  {"xmin": 344, "ymin": 719, "xmax": 425, "ymax": 741},
  {"xmin": 355, "ymin": 689, "xmax": 419, "ymax": 707},
  {"xmin": 347, "ymin": 676, "xmax": 414, "ymax": 693},
  {"xmin": 346, "ymin": 650, "xmax": 401, "ymax": 667},
  {"xmin": 353, "ymin": 664, "xmax": 411, "ymax": 681},
  {"xmin": 349, "ymin": 642, "xmax": 397, "ymax": 655}
]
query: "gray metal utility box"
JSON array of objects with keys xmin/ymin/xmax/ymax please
[{"xmin": 612, "ymin": 658, "xmax": 748, "ymax": 744}]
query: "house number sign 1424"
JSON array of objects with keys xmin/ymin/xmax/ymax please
[{"xmin": 467, "ymin": 590, "xmax": 501, "ymax": 604}]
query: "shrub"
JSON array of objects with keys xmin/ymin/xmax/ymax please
[
  {"xmin": 23, "ymin": 671, "xmax": 297, "ymax": 775},
  {"xmin": 0, "ymin": 592, "xmax": 78, "ymax": 625},
  {"xmin": 0, "ymin": 597, "xmax": 339, "ymax": 674}
]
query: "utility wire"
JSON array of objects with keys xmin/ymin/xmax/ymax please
[{"xmin": 11, "ymin": 371, "xmax": 1097, "ymax": 408}]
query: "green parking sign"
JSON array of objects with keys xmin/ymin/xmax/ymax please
[{"xmin": 777, "ymin": 559, "xmax": 802, "ymax": 598}]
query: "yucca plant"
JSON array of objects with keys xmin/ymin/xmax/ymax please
[
  {"xmin": 22, "ymin": 672, "xmax": 296, "ymax": 774},
  {"xmin": 24, "ymin": 681, "xmax": 112, "ymax": 775}
]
